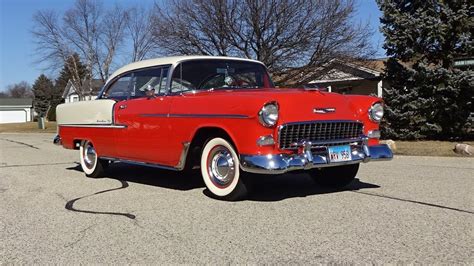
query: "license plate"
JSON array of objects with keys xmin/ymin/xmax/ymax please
[{"xmin": 328, "ymin": 145, "xmax": 352, "ymax": 162}]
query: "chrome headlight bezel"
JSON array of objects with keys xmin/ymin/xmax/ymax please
[
  {"xmin": 258, "ymin": 102, "xmax": 279, "ymax": 127},
  {"xmin": 368, "ymin": 102, "xmax": 384, "ymax": 123}
]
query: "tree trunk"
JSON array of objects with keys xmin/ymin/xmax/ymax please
[{"xmin": 38, "ymin": 117, "xmax": 46, "ymax": 130}]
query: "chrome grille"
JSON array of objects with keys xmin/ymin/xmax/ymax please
[{"xmin": 278, "ymin": 121, "xmax": 363, "ymax": 150}]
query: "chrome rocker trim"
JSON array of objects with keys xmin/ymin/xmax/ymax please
[{"xmin": 240, "ymin": 141, "xmax": 393, "ymax": 175}]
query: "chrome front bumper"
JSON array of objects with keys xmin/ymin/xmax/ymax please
[{"xmin": 240, "ymin": 143, "xmax": 393, "ymax": 175}]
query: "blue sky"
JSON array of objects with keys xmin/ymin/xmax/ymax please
[{"xmin": 0, "ymin": 0, "xmax": 385, "ymax": 91}]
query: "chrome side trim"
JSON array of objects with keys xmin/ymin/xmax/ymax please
[
  {"xmin": 59, "ymin": 124, "xmax": 127, "ymax": 129},
  {"xmin": 175, "ymin": 142, "xmax": 191, "ymax": 170},
  {"xmin": 99, "ymin": 157, "xmax": 179, "ymax": 171},
  {"xmin": 139, "ymin": 114, "xmax": 168, "ymax": 117},
  {"xmin": 139, "ymin": 113, "xmax": 249, "ymax": 119},
  {"xmin": 240, "ymin": 144, "xmax": 393, "ymax": 175}
]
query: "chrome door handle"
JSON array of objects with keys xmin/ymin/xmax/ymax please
[{"xmin": 119, "ymin": 104, "xmax": 127, "ymax": 109}]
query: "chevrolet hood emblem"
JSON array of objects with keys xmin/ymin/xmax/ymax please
[{"xmin": 313, "ymin": 107, "xmax": 336, "ymax": 114}]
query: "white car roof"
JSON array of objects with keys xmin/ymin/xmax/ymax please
[{"xmin": 106, "ymin": 55, "xmax": 265, "ymax": 84}]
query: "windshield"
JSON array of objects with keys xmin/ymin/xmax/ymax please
[{"xmin": 170, "ymin": 59, "xmax": 273, "ymax": 93}]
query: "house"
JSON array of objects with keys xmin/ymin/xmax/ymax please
[
  {"xmin": 0, "ymin": 98, "xmax": 33, "ymax": 124},
  {"xmin": 62, "ymin": 79, "xmax": 104, "ymax": 103},
  {"xmin": 306, "ymin": 59, "xmax": 387, "ymax": 97}
]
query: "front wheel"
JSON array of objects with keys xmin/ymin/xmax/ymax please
[
  {"xmin": 310, "ymin": 164, "xmax": 359, "ymax": 188},
  {"xmin": 79, "ymin": 140, "xmax": 106, "ymax": 178},
  {"xmin": 200, "ymin": 137, "xmax": 248, "ymax": 201}
]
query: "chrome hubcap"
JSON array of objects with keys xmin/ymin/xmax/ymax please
[
  {"xmin": 208, "ymin": 146, "xmax": 235, "ymax": 187},
  {"xmin": 83, "ymin": 142, "xmax": 96, "ymax": 169}
]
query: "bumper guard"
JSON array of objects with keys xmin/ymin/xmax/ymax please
[{"xmin": 240, "ymin": 138, "xmax": 393, "ymax": 175}]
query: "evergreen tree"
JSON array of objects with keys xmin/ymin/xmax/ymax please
[
  {"xmin": 378, "ymin": 0, "xmax": 473, "ymax": 140},
  {"xmin": 381, "ymin": 59, "xmax": 426, "ymax": 140},
  {"xmin": 32, "ymin": 74, "xmax": 54, "ymax": 118},
  {"xmin": 55, "ymin": 53, "xmax": 88, "ymax": 92},
  {"xmin": 48, "ymin": 53, "xmax": 88, "ymax": 121}
]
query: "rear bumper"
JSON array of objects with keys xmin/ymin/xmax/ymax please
[
  {"xmin": 240, "ymin": 143, "xmax": 393, "ymax": 175},
  {"xmin": 53, "ymin": 135, "xmax": 62, "ymax": 146}
]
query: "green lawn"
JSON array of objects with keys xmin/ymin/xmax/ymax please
[
  {"xmin": 0, "ymin": 122, "xmax": 57, "ymax": 133},
  {"xmin": 390, "ymin": 140, "xmax": 473, "ymax": 157},
  {"xmin": 0, "ymin": 122, "xmax": 471, "ymax": 157}
]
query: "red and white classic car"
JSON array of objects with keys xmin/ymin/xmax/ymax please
[{"xmin": 54, "ymin": 56, "xmax": 392, "ymax": 200}]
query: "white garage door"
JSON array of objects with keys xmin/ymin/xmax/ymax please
[{"xmin": 0, "ymin": 110, "xmax": 27, "ymax": 123}]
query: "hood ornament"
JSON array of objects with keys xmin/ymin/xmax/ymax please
[{"xmin": 313, "ymin": 107, "xmax": 336, "ymax": 114}]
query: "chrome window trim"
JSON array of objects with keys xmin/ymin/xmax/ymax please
[
  {"xmin": 59, "ymin": 124, "xmax": 127, "ymax": 129},
  {"xmin": 168, "ymin": 58, "xmax": 273, "ymax": 95},
  {"xmin": 99, "ymin": 64, "xmax": 173, "ymax": 98},
  {"xmin": 98, "ymin": 73, "xmax": 133, "ymax": 100}
]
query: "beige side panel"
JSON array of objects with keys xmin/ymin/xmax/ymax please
[{"xmin": 56, "ymin": 99, "xmax": 116, "ymax": 125}]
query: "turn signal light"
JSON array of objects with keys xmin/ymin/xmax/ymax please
[{"xmin": 257, "ymin": 135, "xmax": 275, "ymax": 146}]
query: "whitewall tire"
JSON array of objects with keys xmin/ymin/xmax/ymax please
[
  {"xmin": 200, "ymin": 137, "xmax": 248, "ymax": 200},
  {"xmin": 79, "ymin": 140, "xmax": 105, "ymax": 178}
]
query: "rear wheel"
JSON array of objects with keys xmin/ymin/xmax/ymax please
[
  {"xmin": 79, "ymin": 140, "xmax": 106, "ymax": 178},
  {"xmin": 200, "ymin": 137, "xmax": 248, "ymax": 201},
  {"xmin": 310, "ymin": 164, "xmax": 359, "ymax": 188}
]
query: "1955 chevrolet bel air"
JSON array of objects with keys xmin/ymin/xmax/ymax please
[{"xmin": 54, "ymin": 55, "xmax": 392, "ymax": 200}]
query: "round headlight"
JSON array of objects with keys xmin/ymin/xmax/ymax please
[
  {"xmin": 369, "ymin": 103, "xmax": 384, "ymax": 122},
  {"xmin": 259, "ymin": 102, "xmax": 279, "ymax": 127}
]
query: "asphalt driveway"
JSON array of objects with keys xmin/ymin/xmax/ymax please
[{"xmin": 0, "ymin": 133, "xmax": 472, "ymax": 264}]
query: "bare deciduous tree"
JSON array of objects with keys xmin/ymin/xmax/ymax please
[
  {"xmin": 153, "ymin": 0, "xmax": 375, "ymax": 86},
  {"xmin": 96, "ymin": 4, "xmax": 128, "ymax": 80},
  {"xmin": 126, "ymin": 6, "xmax": 158, "ymax": 62},
  {"xmin": 32, "ymin": 0, "xmax": 128, "ymax": 99},
  {"xmin": 4, "ymin": 81, "xmax": 33, "ymax": 98}
]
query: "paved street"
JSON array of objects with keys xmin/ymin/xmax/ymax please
[{"xmin": 1, "ymin": 133, "xmax": 473, "ymax": 264}]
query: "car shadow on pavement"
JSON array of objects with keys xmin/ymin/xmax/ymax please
[
  {"xmin": 67, "ymin": 162, "xmax": 205, "ymax": 191},
  {"xmin": 67, "ymin": 163, "xmax": 379, "ymax": 201},
  {"xmin": 244, "ymin": 173, "xmax": 379, "ymax": 202}
]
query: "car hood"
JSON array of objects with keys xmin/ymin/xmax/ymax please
[{"xmin": 178, "ymin": 88, "xmax": 375, "ymax": 124}]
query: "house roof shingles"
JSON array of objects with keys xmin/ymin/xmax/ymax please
[
  {"xmin": 0, "ymin": 98, "xmax": 33, "ymax": 106},
  {"xmin": 63, "ymin": 79, "xmax": 105, "ymax": 98}
]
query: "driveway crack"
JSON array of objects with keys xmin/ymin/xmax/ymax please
[
  {"xmin": 64, "ymin": 222, "xmax": 97, "ymax": 248},
  {"xmin": 0, "ymin": 138, "xmax": 40, "ymax": 149},
  {"xmin": 352, "ymin": 191, "xmax": 474, "ymax": 214}
]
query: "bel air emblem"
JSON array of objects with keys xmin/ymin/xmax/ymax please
[{"xmin": 313, "ymin": 107, "xmax": 336, "ymax": 114}]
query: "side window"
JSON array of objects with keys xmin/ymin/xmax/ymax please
[
  {"xmin": 130, "ymin": 66, "xmax": 169, "ymax": 98},
  {"xmin": 103, "ymin": 75, "xmax": 132, "ymax": 100},
  {"xmin": 170, "ymin": 63, "xmax": 196, "ymax": 93}
]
